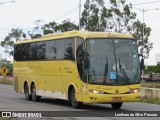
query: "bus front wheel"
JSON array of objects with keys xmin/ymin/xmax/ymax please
[
  {"xmin": 111, "ymin": 102, "xmax": 123, "ymax": 109},
  {"xmin": 24, "ymin": 83, "xmax": 31, "ymax": 101},
  {"xmin": 70, "ymin": 88, "xmax": 81, "ymax": 108},
  {"xmin": 31, "ymin": 84, "xmax": 40, "ymax": 102}
]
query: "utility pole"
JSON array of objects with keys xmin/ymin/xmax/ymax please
[
  {"xmin": 132, "ymin": 7, "xmax": 158, "ymax": 82},
  {"xmin": 79, "ymin": 0, "xmax": 81, "ymax": 30}
]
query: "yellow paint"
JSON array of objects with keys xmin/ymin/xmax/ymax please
[
  {"xmin": 1, "ymin": 67, "xmax": 9, "ymax": 76},
  {"xmin": 14, "ymin": 31, "xmax": 140, "ymax": 104}
]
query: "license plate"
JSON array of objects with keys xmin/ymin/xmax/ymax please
[{"xmin": 112, "ymin": 97, "xmax": 121, "ymax": 101}]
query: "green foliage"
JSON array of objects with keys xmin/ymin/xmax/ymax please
[
  {"xmin": 145, "ymin": 64, "xmax": 160, "ymax": 73},
  {"xmin": 27, "ymin": 20, "xmax": 44, "ymax": 39},
  {"xmin": 58, "ymin": 19, "xmax": 78, "ymax": 32},
  {"xmin": 0, "ymin": 59, "xmax": 13, "ymax": 75},
  {"xmin": 0, "ymin": 0, "xmax": 153, "ymax": 60},
  {"xmin": 0, "ymin": 19, "xmax": 78, "ymax": 59},
  {"xmin": 42, "ymin": 21, "xmax": 58, "ymax": 35},
  {"xmin": 0, "ymin": 28, "xmax": 26, "ymax": 57},
  {"xmin": 81, "ymin": 0, "xmax": 152, "ymax": 59},
  {"xmin": 131, "ymin": 20, "xmax": 152, "ymax": 59},
  {"xmin": 141, "ymin": 82, "xmax": 160, "ymax": 88},
  {"xmin": 0, "ymin": 78, "xmax": 13, "ymax": 85},
  {"xmin": 42, "ymin": 19, "xmax": 78, "ymax": 34},
  {"xmin": 154, "ymin": 64, "xmax": 160, "ymax": 73},
  {"xmin": 81, "ymin": 0, "xmax": 108, "ymax": 31},
  {"xmin": 140, "ymin": 97, "xmax": 160, "ymax": 105},
  {"xmin": 0, "ymin": 117, "xmax": 10, "ymax": 120}
]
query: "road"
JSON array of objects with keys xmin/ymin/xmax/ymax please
[{"xmin": 0, "ymin": 84, "xmax": 160, "ymax": 120}]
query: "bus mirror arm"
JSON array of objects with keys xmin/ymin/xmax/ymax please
[
  {"xmin": 138, "ymin": 54, "xmax": 143, "ymax": 57},
  {"xmin": 140, "ymin": 59, "xmax": 145, "ymax": 70},
  {"xmin": 138, "ymin": 53, "xmax": 145, "ymax": 69}
]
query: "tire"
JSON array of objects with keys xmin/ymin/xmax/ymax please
[
  {"xmin": 24, "ymin": 83, "xmax": 32, "ymax": 101},
  {"xmin": 31, "ymin": 84, "xmax": 40, "ymax": 102},
  {"xmin": 111, "ymin": 102, "xmax": 123, "ymax": 109},
  {"xmin": 70, "ymin": 88, "xmax": 81, "ymax": 108}
]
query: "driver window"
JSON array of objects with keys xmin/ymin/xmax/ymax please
[{"xmin": 76, "ymin": 37, "xmax": 87, "ymax": 83}]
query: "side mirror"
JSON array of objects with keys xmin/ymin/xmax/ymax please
[
  {"xmin": 140, "ymin": 59, "xmax": 145, "ymax": 69},
  {"xmin": 138, "ymin": 54, "xmax": 143, "ymax": 57}
]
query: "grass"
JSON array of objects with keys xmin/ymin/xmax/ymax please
[
  {"xmin": 140, "ymin": 97, "xmax": 160, "ymax": 105},
  {"xmin": 0, "ymin": 78, "xmax": 13, "ymax": 85},
  {"xmin": 0, "ymin": 118, "xmax": 10, "ymax": 120},
  {"xmin": 0, "ymin": 118, "xmax": 17, "ymax": 120},
  {"xmin": 140, "ymin": 83, "xmax": 160, "ymax": 104},
  {"xmin": 141, "ymin": 82, "xmax": 160, "ymax": 88}
]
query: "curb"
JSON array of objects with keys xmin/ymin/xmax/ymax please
[{"xmin": 140, "ymin": 87, "xmax": 160, "ymax": 100}]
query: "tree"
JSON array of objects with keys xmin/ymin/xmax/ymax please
[
  {"xmin": 58, "ymin": 19, "xmax": 78, "ymax": 32},
  {"xmin": 42, "ymin": 21, "xmax": 59, "ymax": 35},
  {"xmin": 28, "ymin": 20, "xmax": 43, "ymax": 39},
  {"xmin": 81, "ymin": 0, "xmax": 152, "ymax": 58},
  {"xmin": 81, "ymin": 0, "xmax": 111, "ymax": 31},
  {"xmin": 144, "ymin": 65, "xmax": 155, "ymax": 73},
  {"xmin": 42, "ymin": 19, "xmax": 78, "ymax": 35},
  {"xmin": 0, "ymin": 28, "xmax": 26, "ymax": 58},
  {"xmin": 145, "ymin": 65, "xmax": 160, "ymax": 73},
  {"xmin": 131, "ymin": 20, "xmax": 152, "ymax": 59}
]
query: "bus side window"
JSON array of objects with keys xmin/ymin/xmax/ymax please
[
  {"xmin": 14, "ymin": 44, "xmax": 22, "ymax": 61},
  {"xmin": 37, "ymin": 42, "xmax": 46, "ymax": 60},
  {"xmin": 24, "ymin": 44, "xmax": 30, "ymax": 60},
  {"xmin": 64, "ymin": 38, "xmax": 75, "ymax": 60},
  {"xmin": 55, "ymin": 40, "xmax": 65, "ymax": 60},
  {"xmin": 76, "ymin": 37, "xmax": 87, "ymax": 83},
  {"xmin": 29, "ymin": 43, "xmax": 38, "ymax": 60},
  {"xmin": 46, "ymin": 40, "xmax": 56, "ymax": 60}
]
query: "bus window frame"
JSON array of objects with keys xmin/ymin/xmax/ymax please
[
  {"xmin": 75, "ymin": 37, "xmax": 88, "ymax": 84},
  {"xmin": 14, "ymin": 37, "xmax": 76, "ymax": 62}
]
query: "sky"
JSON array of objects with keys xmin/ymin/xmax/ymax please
[{"xmin": 0, "ymin": 0, "xmax": 160, "ymax": 65}]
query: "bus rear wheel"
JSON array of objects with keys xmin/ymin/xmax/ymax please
[
  {"xmin": 70, "ymin": 88, "xmax": 81, "ymax": 108},
  {"xmin": 24, "ymin": 83, "xmax": 31, "ymax": 101},
  {"xmin": 31, "ymin": 84, "xmax": 40, "ymax": 102},
  {"xmin": 111, "ymin": 102, "xmax": 123, "ymax": 109}
]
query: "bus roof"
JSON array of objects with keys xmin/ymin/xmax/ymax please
[{"xmin": 15, "ymin": 31, "xmax": 134, "ymax": 44}]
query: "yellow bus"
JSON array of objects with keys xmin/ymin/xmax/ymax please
[{"xmin": 14, "ymin": 31, "xmax": 143, "ymax": 109}]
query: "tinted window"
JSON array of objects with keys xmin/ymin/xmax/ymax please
[
  {"xmin": 46, "ymin": 40, "xmax": 56, "ymax": 60},
  {"xmin": 29, "ymin": 43, "xmax": 37, "ymax": 60},
  {"xmin": 37, "ymin": 42, "xmax": 46, "ymax": 60},
  {"xmin": 55, "ymin": 40, "xmax": 65, "ymax": 59},
  {"xmin": 14, "ymin": 44, "xmax": 22, "ymax": 61},
  {"xmin": 76, "ymin": 38, "xmax": 86, "ymax": 82},
  {"xmin": 14, "ymin": 38, "xmax": 75, "ymax": 61},
  {"xmin": 21, "ymin": 44, "xmax": 26, "ymax": 60},
  {"xmin": 24, "ymin": 44, "xmax": 30, "ymax": 60},
  {"xmin": 64, "ymin": 38, "xmax": 74, "ymax": 60}
]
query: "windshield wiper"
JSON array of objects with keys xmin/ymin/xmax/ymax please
[{"xmin": 118, "ymin": 58, "xmax": 130, "ymax": 83}]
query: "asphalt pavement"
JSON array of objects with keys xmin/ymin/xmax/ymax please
[{"xmin": 0, "ymin": 84, "xmax": 160, "ymax": 120}]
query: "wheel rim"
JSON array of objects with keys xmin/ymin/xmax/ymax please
[
  {"xmin": 32, "ymin": 85, "xmax": 36, "ymax": 100},
  {"xmin": 71, "ymin": 90, "xmax": 77, "ymax": 106},
  {"xmin": 24, "ymin": 85, "xmax": 29, "ymax": 98}
]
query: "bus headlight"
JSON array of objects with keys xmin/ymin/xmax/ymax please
[
  {"xmin": 130, "ymin": 88, "xmax": 140, "ymax": 93},
  {"xmin": 89, "ymin": 89, "xmax": 104, "ymax": 94}
]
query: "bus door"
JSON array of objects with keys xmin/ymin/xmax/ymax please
[{"xmin": 76, "ymin": 37, "xmax": 89, "ymax": 103}]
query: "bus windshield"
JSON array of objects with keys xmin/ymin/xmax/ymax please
[{"xmin": 87, "ymin": 38, "xmax": 141, "ymax": 85}]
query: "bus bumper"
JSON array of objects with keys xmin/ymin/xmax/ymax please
[{"xmin": 87, "ymin": 93, "xmax": 140, "ymax": 103}]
